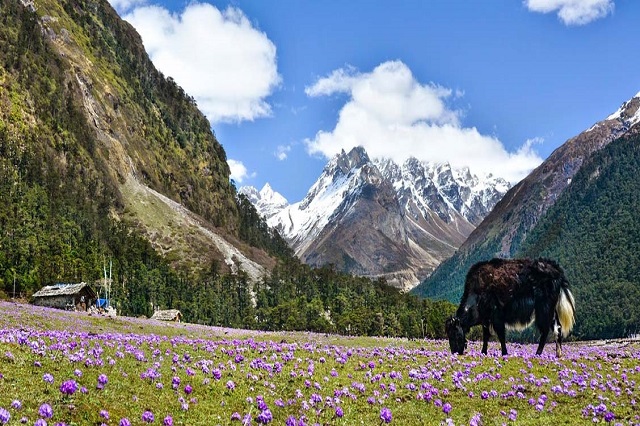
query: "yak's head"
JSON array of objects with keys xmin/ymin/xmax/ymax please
[{"xmin": 445, "ymin": 316, "xmax": 466, "ymax": 355}]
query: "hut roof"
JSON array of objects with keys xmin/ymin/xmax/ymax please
[
  {"xmin": 32, "ymin": 282, "xmax": 97, "ymax": 298},
  {"xmin": 151, "ymin": 309, "xmax": 182, "ymax": 321}
]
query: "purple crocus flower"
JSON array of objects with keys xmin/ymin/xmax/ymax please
[
  {"xmin": 39, "ymin": 403, "xmax": 53, "ymax": 419},
  {"xmin": 60, "ymin": 380, "xmax": 79, "ymax": 396},
  {"xmin": 256, "ymin": 409, "xmax": 272, "ymax": 424},
  {"xmin": 34, "ymin": 419, "xmax": 47, "ymax": 426},
  {"xmin": 335, "ymin": 406, "xmax": 344, "ymax": 418},
  {"xmin": 443, "ymin": 403, "xmax": 452, "ymax": 414},
  {"xmin": 97, "ymin": 374, "xmax": 108, "ymax": 389},
  {"xmin": 142, "ymin": 411, "xmax": 155, "ymax": 423},
  {"xmin": 380, "ymin": 407, "xmax": 392, "ymax": 423},
  {"xmin": 43, "ymin": 373, "xmax": 54, "ymax": 384},
  {"xmin": 184, "ymin": 384, "xmax": 193, "ymax": 395},
  {"xmin": 119, "ymin": 419, "xmax": 132, "ymax": 426},
  {"xmin": 0, "ymin": 408, "xmax": 10, "ymax": 424},
  {"xmin": 163, "ymin": 415, "xmax": 173, "ymax": 426}
]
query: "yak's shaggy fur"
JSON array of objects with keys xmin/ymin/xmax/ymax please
[{"xmin": 445, "ymin": 258, "xmax": 575, "ymax": 357}]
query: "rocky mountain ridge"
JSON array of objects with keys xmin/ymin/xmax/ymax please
[{"xmin": 241, "ymin": 146, "xmax": 509, "ymax": 290}]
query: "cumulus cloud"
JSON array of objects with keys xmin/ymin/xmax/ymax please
[
  {"xmin": 524, "ymin": 0, "xmax": 614, "ymax": 25},
  {"xmin": 120, "ymin": 2, "xmax": 280, "ymax": 123},
  {"xmin": 228, "ymin": 159, "xmax": 254, "ymax": 183},
  {"xmin": 305, "ymin": 61, "xmax": 543, "ymax": 183}
]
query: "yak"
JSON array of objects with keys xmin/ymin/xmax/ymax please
[{"xmin": 445, "ymin": 258, "xmax": 575, "ymax": 357}]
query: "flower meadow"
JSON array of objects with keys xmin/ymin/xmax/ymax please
[{"xmin": 0, "ymin": 302, "xmax": 639, "ymax": 425}]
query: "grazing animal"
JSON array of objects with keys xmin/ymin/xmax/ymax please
[{"xmin": 445, "ymin": 258, "xmax": 575, "ymax": 357}]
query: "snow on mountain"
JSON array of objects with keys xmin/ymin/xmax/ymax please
[
  {"xmin": 239, "ymin": 183, "xmax": 289, "ymax": 220},
  {"xmin": 241, "ymin": 146, "xmax": 510, "ymax": 290},
  {"xmin": 265, "ymin": 147, "xmax": 373, "ymax": 254}
]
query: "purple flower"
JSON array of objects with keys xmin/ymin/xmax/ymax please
[
  {"xmin": 231, "ymin": 412, "xmax": 242, "ymax": 421},
  {"xmin": 163, "ymin": 415, "xmax": 173, "ymax": 426},
  {"xmin": 443, "ymin": 402, "xmax": 452, "ymax": 414},
  {"xmin": 119, "ymin": 419, "xmax": 131, "ymax": 426},
  {"xmin": 43, "ymin": 373, "xmax": 54, "ymax": 384},
  {"xmin": 256, "ymin": 409, "xmax": 272, "ymax": 424},
  {"xmin": 0, "ymin": 408, "xmax": 10, "ymax": 424},
  {"xmin": 10, "ymin": 400, "xmax": 21, "ymax": 410},
  {"xmin": 184, "ymin": 384, "xmax": 193, "ymax": 395},
  {"xmin": 380, "ymin": 407, "xmax": 392, "ymax": 423},
  {"xmin": 142, "ymin": 411, "xmax": 155, "ymax": 423},
  {"xmin": 34, "ymin": 419, "xmax": 47, "ymax": 426},
  {"xmin": 97, "ymin": 374, "xmax": 108, "ymax": 389},
  {"xmin": 60, "ymin": 380, "xmax": 79, "ymax": 396},
  {"xmin": 39, "ymin": 403, "xmax": 53, "ymax": 419},
  {"xmin": 100, "ymin": 410, "xmax": 109, "ymax": 419},
  {"xmin": 470, "ymin": 413, "xmax": 482, "ymax": 426},
  {"xmin": 226, "ymin": 380, "xmax": 236, "ymax": 390},
  {"xmin": 335, "ymin": 406, "xmax": 344, "ymax": 418}
]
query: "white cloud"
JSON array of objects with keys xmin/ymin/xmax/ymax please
[
  {"xmin": 524, "ymin": 0, "xmax": 614, "ymax": 25},
  {"xmin": 275, "ymin": 145, "xmax": 291, "ymax": 161},
  {"xmin": 121, "ymin": 3, "xmax": 280, "ymax": 123},
  {"xmin": 305, "ymin": 61, "xmax": 543, "ymax": 183},
  {"xmin": 228, "ymin": 159, "xmax": 254, "ymax": 183}
]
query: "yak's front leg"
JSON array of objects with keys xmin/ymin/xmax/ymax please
[
  {"xmin": 493, "ymin": 321, "xmax": 508, "ymax": 356},
  {"xmin": 481, "ymin": 325, "xmax": 491, "ymax": 354}
]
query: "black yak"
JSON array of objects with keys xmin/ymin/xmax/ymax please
[{"xmin": 445, "ymin": 258, "xmax": 575, "ymax": 357}]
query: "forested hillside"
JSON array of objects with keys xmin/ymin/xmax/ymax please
[
  {"xmin": 519, "ymin": 133, "xmax": 640, "ymax": 339},
  {"xmin": 0, "ymin": 0, "xmax": 283, "ymax": 307},
  {"xmin": 0, "ymin": 0, "xmax": 455, "ymax": 339}
]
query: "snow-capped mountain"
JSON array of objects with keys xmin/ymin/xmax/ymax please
[
  {"xmin": 239, "ymin": 183, "xmax": 289, "ymax": 220},
  {"xmin": 240, "ymin": 146, "xmax": 510, "ymax": 290}
]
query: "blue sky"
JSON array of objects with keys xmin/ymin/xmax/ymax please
[{"xmin": 109, "ymin": 0, "xmax": 640, "ymax": 202}]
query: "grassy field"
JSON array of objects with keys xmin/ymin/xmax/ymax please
[{"xmin": 0, "ymin": 301, "xmax": 637, "ymax": 425}]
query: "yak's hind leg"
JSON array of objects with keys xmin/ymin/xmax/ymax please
[
  {"xmin": 554, "ymin": 314, "xmax": 563, "ymax": 358},
  {"xmin": 481, "ymin": 325, "xmax": 491, "ymax": 354},
  {"xmin": 534, "ymin": 298, "xmax": 554, "ymax": 356}
]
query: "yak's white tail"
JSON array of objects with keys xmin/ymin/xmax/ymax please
[{"xmin": 557, "ymin": 287, "xmax": 575, "ymax": 338}]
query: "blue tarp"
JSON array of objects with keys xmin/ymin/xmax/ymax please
[{"xmin": 96, "ymin": 298, "xmax": 109, "ymax": 308}]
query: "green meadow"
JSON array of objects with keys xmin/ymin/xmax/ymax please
[{"xmin": 0, "ymin": 301, "xmax": 637, "ymax": 425}]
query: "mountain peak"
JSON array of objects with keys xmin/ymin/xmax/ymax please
[
  {"xmin": 332, "ymin": 146, "xmax": 370, "ymax": 175},
  {"xmin": 249, "ymin": 148, "xmax": 509, "ymax": 290}
]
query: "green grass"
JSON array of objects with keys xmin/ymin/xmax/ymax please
[{"xmin": 0, "ymin": 301, "xmax": 637, "ymax": 425}]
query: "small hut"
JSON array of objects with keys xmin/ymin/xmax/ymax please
[
  {"xmin": 151, "ymin": 309, "xmax": 183, "ymax": 322},
  {"xmin": 32, "ymin": 282, "xmax": 97, "ymax": 311}
]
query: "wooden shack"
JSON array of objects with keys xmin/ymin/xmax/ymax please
[
  {"xmin": 32, "ymin": 282, "xmax": 97, "ymax": 311},
  {"xmin": 151, "ymin": 309, "xmax": 183, "ymax": 322}
]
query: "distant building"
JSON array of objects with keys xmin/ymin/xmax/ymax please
[
  {"xmin": 151, "ymin": 309, "xmax": 183, "ymax": 322},
  {"xmin": 32, "ymin": 282, "xmax": 97, "ymax": 311}
]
